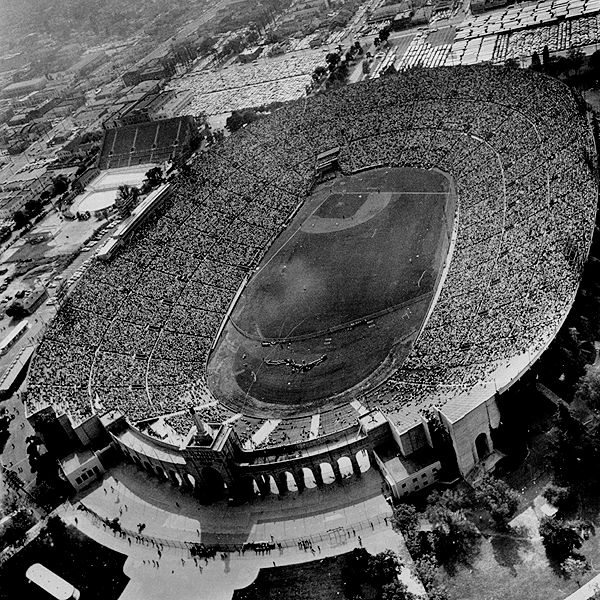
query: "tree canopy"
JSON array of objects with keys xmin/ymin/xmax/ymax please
[
  {"xmin": 539, "ymin": 516, "xmax": 583, "ymax": 560},
  {"xmin": 473, "ymin": 475, "xmax": 520, "ymax": 527}
]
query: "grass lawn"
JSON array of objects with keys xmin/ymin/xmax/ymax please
[
  {"xmin": 233, "ymin": 554, "xmax": 348, "ymax": 600},
  {"xmin": 0, "ymin": 516, "xmax": 128, "ymax": 600}
]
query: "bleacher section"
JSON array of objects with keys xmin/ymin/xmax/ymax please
[{"xmin": 97, "ymin": 116, "xmax": 196, "ymax": 171}]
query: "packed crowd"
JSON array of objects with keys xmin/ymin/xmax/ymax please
[{"xmin": 25, "ymin": 65, "xmax": 597, "ymax": 447}]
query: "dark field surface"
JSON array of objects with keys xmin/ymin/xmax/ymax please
[
  {"xmin": 207, "ymin": 167, "xmax": 453, "ymax": 413},
  {"xmin": 233, "ymin": 554, "xmax": 347, "ymax": 600},
  {"xmin": 232, "ymin": 168, "xmax": 450, "ymax": 340}
]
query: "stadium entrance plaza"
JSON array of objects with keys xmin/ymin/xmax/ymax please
[{"xmin": 58, "ymin": 462, "xmax": 425, "ymax": 600}]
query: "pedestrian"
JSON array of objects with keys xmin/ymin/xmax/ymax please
[
  {"xmin": 273, "ymin": 561, "xmax": 276, "ymax": 567},
  {"xmin": 358, "ymin": 536, "xmax": 362, "ymax": 547}
]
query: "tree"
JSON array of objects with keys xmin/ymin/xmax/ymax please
[
  {"xmin": 221, "ymin": 38, "xmax": 244, "ymax": 57},
  {"xmin": 366, "ymin": 549, "xmax": 401, "ymax": 585},
  {"xmin": 24, "ymin": 198, "xmax": 42, "ymax": 217},
  {"xmin": 379, "ymin": 26, "xmax": 391, "ymax": 44},
  {"xmin": 12, "ymin": 210, "xmax": 29, "ymax": 229},
  {"xmin": 589, "ymin": 50, "xmax": 600, "ymax": 75},
  {"xmin": 539, "ymin": 516, "xmax": 583, "ymax": 559},
  {"xmin": 415, "ymin": 554, "xmax": 450, "ymax": 600},
  {"xmin": 568, "ymin": 48, "xmax": 584, "ymax": 74},
  {"xmin": 342, "ymin": 548, "xmax": 370, "ymax": 599},
  {"xmin": 574, "ymin": 368, "xmax": 600, "ymax": 413},
  {"xmin": 542, "ymin": 45, "xmax": 551, "ymax": 69},
  {"xmin": 392, "ymin": 503, "xmax": 419, "ymax": 534},
  {"xmin": 381, "ymin": 63, "xmax": 397, "ymax": 77},
  {"xmin": 342, "ymin": 549, "xmax": 403, "ymax": 598},
  {"xmin": 198, "ymin": 37, "xmax": 216, "ymax": 55},
  {"xmin": 427, "ymin": 487, "xmax": 473, "ymax": 513},
  {"xmin": 226, "ymin": 108, "xmax": 261, "ymax": 133},
  {"xmin": 145, "ymin": 166, "xmax": 163, "ymax": 189},
  {"xmin": 5, "ymin": 302, "xmax": 28, "ymax": 320},
  {"xmin": 51, "ymin": 175, "xmax": 69, "ymax": 196},
  {"xmin": 0, "ymin": 508, "xmax": 35, "ymax": 549},
  {"xmin": 473, "ymin": 475, "xmax": 520, "ymax": 528},
  {"xmin": 381, "ymin": 581, "xmax": 418, "ymax": 600},
  {"xmin": 548, "ymin": 403, "xmax": 594, "ymax": 488},
  {"xmin": 543, "ymin": 484, "xmax": 572, "ymax": 510},
  {"xmin": 325, "ymin": 51, "xmax": 341, "ymax": 72},
  {"xmin": 426, "ymin": 505, "xmax": 480, "ymax": 569},
  {"xmin": 0, "ymin": 406, "xmax": 12, "ymax": 451},
  {"xmin": 530, "ymin": 52, "xmax": 542, "ymax": 71},
  {"xmin": 246, "ymin": 28, "xmax": 260, "ymax": 44},
  {"xmin": 312, "ymin": 65, "xmax": 328, "ymax": 82},
  {"xmin": 333, "ymin": 60, "xmax": 350, "ymax": 83},
  {"xmin": 562, "ymin": 555, "xmax": 590, "ymax": 584}
]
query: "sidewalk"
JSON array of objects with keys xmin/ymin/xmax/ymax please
[
  {"xmin": 58, "ymin": 461, "xmax": 428, "ymax": 600},
  {"xmin": 78, "ymin": 463, "xmax": 391, "ymax": 547},
  {"xmin": 62, "ymin": 501, "xmax": 407, "ymax": 600}
]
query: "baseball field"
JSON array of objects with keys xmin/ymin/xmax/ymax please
[{"xmin": 207, "ymin": 166, "xmax": 455, "ymax": 416}]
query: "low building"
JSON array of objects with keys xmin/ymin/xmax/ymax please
[
  {"xmin": 67, "ymin": 50, "xmax": 107, "ymax": 79},
  {"xmin": 0, "ymin": 77, "xmax": 47, "ymax": 99},
  {"xmin": 7, "ymin": 286, "xmax": 48, "ymax": 316},
  {"xmin": 152, "ymin": 90, "xmax": 194, "ymax": 120},
  {"xmin": 0, "ymin": 190, "xmax": 29, "ymax": 220},
  {"xmin": 374, "ymin": 442, "xmax": 441, "ymax": 498},
  {"xmin": 411, "ymin": 6, "xmax": 432, "ymax": 25},
  {"xmin": 0, "ymin": 167, "xmax": 52, "ymax": 194},
  {"xmin": 60, "ymin": 449, "xmax": 106, "ymax": 492},
  {"xmin": 368, "ymin": 1, "xmax": 413, "ymax": 24},
  {"xmin": 239, "ymin": 47, "xmax": 263, "ymax": 63},
  {"xmin": 471, "ymin": 0, "xmax": 507, "ymax": 13}
]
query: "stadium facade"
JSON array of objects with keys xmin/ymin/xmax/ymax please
[{"xmin": 25, "ymin": 66, "xmax": 598, "ymax": 502}]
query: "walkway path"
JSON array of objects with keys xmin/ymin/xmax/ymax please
[
  {"xmin": 61, "ymin": 501, "xmax": 407, "ymax": 600},
  {"xmin": 78, "ymin": 463, "xmax": 391, "ymax": 547},
  {"xmin": 58, "ymin": 462, "xmax": 426, "ymax": 599},
  {"xmin": 564, "ymin": 575, "xmax": 600, "ymax": 600}
]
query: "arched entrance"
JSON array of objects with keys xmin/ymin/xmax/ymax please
[
  {"xmin": 475, "ymin": 433, "xmax": 490, "ymax": 461},
  {"xmin": 320, "ymin": 463, "xmax": 335, "ymax": 485},
  {"xmin": 337, "ymin": 456, "xmax": 354, "ymax": 479},
  {"xmin": 356, "ymin": 449, "xmax": 371, "ymax": 473},
  {"xmin": 201, "ymin": 467, "xmax": 227, "ymax": 500},
  {"xmin": 302, "ymin": 467, "xmax": 317, "ymax": 488}
]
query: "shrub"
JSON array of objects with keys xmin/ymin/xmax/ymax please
[{"xmin": 543, "ymin": 484, "xmax": 572, "ymax": 509}]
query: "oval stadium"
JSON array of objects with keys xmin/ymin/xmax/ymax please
[{"xmin": 24, "ymin": 65, "xmax": 598, "ymax": 502}]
